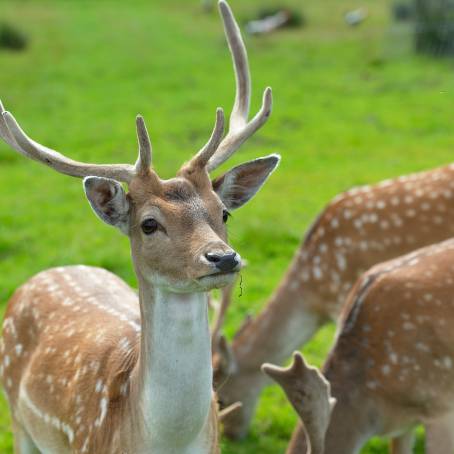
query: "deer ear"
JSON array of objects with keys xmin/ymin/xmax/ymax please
[
  {"xmin": 83, "ymin": 177, "xmax": 130, "ymax": 234},
  {"xmin": 212, "ymin": 154, "xmax": 280, "ymax": 210}
]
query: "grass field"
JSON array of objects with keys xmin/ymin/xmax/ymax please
[{"xmin": 1, "ymin": 0, "xmax": 454, "ymax": 452}]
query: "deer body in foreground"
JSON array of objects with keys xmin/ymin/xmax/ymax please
[
  {"xmin": 0, "ymin": 2, "xmax": 279, "ymax": 452},
  {"xmin": 217, "ymin": 163, "xmax": 454, "ymax": 438},
  {"xmin": 266, "ymin": 238, "xmax": 454, "ymax": 454}
]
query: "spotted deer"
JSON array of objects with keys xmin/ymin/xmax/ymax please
[
  {"xmin": 215, "ymin": 163, "xmax": 454, "ymax": 439},
  {"xmin": 265, "ymin": 238, "xmax": 454, "ymax": 454},
  {"xmin": 0, "ymin": 2, "xmax": 279, "ymax": 453}
]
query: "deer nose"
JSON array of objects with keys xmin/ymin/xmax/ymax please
[{"xmin": 205, "ymin": 252, "xmax": 240, "ymax": 272}]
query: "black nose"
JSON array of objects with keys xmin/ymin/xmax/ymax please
[{"xmin": 205, "ymin": 252, "xmax": 239, "ymax": 272}]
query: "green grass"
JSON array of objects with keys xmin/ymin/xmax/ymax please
[{"xmin": 0, "ymin": 0, "xmax": 453, "ymax": 452}]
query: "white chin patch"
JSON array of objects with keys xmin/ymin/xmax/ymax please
[
  {"xmin": 149, "ymin": 271, "xmax": 237, "ymax": 293},
  {"xmin": 197, "ymin": 272, "xmax": 237, "ymax": 291}
]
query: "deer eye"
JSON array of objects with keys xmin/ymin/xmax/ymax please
[
  {"xmin": 141, "ymin": 218, "xmax": 159, "ymax": 235},
  {"xmin": 222, "ymin": 209, "xmax": 230, "ymax": 223}
]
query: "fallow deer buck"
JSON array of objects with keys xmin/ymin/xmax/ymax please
[
  {"xmin": 0, "ymin": 1, "xmax": 280, "ymax": 453},
  {"xmin": 264, "ymin": 238, "xmax": 454, "ymax": 454},
  {"xmin": 216, "ymin": 161, "xmax": 454, "ymax": 439}
]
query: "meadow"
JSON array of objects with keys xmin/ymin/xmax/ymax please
[{"xmin": 1, "ymin": 0, "xmax": 454, "ymax": 452}]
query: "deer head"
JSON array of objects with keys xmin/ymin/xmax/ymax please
[
  {"xmin": 0, "ymin": 0, "xmax": 279, "ymax": 294},
  {"xmin": 262, "ymin": 352, "xmax": 336, "ymax": 454}
]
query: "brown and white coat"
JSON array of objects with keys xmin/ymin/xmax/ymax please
[{"xmin": 266, "ymin": 238, "xmax": 454, "ymax": 453}]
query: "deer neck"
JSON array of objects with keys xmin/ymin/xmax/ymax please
[{"xmin": 134, "ymin": 275, "xmax": 214, "ymax": 453}]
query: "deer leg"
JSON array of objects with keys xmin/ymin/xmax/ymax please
[
  {"xmin": 425, "ymin": 414, "xmax": 454, "ymax": 454},
  {"xmin": 389, "ymin": 431, "xmax": 414, "ymax": 454},
  {"xmin": 12, "ymin": 420, "xmax": 40, "ymax": 454}
]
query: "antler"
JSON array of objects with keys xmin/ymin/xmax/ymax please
[
  {"xmin": 0, "ymin": 0, "xmax": 271, "ymax": 182},
  {"xmin": 206, "ymin": 0, "xmax": 273, "ymax": 172},
  {"xmin": 0, "ymin": 100, "xmax": 151, "ymax": 183},
  {"xmin": 135, "ymin": 115, "xmax": 152, "ymax": 176},
  {"xmin": 262, "ymin": 352, "xmax": 336, "ymax": 454}
]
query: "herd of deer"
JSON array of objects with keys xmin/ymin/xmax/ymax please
[{"xmin": 0, "ymin": 1, "xmax": 453, "ymax": 453}]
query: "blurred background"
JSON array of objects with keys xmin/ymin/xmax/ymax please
[{"xmin": 1, "ymin": 0, "xmax": 454, "ymax": 452}]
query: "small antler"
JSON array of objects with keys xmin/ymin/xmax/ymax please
[
  {"xmin": 135, "ymin": 115, "xmax": 152, "ymax": 175},
  {"xmin": 206, "ymin": 0, "xmax": 273, "ymax": 172},
  {"xmin": 187, "ymin": 108, "xmax": 225, "ymax": 171},
  {"xmin": 0, "ymin": 101, "xmax": 147, "ymax": 183},
  {"xmin": 262, "ymin": 352, "xmax": 336, "ymax": 454}
]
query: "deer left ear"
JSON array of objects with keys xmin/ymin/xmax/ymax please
[
  {"xmin": 83, "ymin": 177, "xmax": 130, "ymax": 234},
  {"xmin": 212, "ymin": 154, "xmax": 280, "ymax": 210}
]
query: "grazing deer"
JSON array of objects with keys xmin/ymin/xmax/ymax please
[
  {"xmin": 216, "ymin": 162, "xmax": 454, "ymax": 439},
  {"xmin": 0, "ymin": 1, "xmax": 279, "ymax": 453},
  {"xmin": 265, "ymin": 238, "xmax": 454, "ymax": 454}
]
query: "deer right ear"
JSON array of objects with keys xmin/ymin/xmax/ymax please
[
  {"xmin": 212, "ymin": 154, "xmax": 280, "ymax": 210},
  {"xmin": 83, "ymin": 177, "xmax": 130, "ymax": 234}
]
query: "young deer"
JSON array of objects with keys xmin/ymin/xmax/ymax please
[
  {"xmin": 0, "ymin": 2, "xmax": 279, "ymax": 453},
  {"xmin": 215, "ymin": 163, "xmax": 454, "ymax": 438},
  {"xmin": 265, "ymin": 238, "xmax": 454, "ymax": 454}
]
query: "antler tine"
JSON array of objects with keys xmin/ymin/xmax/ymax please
[
  {"xmin": 206, "ymin": 1, "xmax": 273, "ymax": 172},
  {"xmin": 218, "ymin": 401, "xmax": 242, "ymax": 421},
  {"xmin": 135, "ymin": 115, "xmax": 152, "ymax": 175},
  {"xmin": 0, "ymin": 105, "xmax": 136, "ymax": 183},
  {"xmin": 0, "ymin": 101, "xmax": 21, "ymax": 150},
  {"xmin": 219, "ymin": 0, "xmax": 250, "ymax": 126},
  {"xmin": 262, "ymin": 352, "xmax": 336, "ymax": 454},
  {"xmin": 190, "ymin": 108, "xmax": 225, "ymax": 169}
]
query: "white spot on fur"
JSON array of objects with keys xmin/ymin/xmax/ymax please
[
  {"xmin": 416, "ymin": 342, "xmax": 430, "ymax": 353},
  {"xmin": 313, "ymin": 267, "xmax": 322, "ymax": 280},
  {"xmin": 403, "ymin": 322, "xmax": 416, "ymax": 330},
  {"xmin": 390, "ymin": 196, "xmax": 399, "ymax": 206},
  {"xmin": 336, "ymin": 254, "xmax": 347, "ymax": 271},
  {"xmin": 95, "ymin": 379, "xmax": 103, "ymax": 393},
  {"xmin": 390, "ymin": 352, "xmax": 398, "ymax": 364},
  {"xmin": 94, "ymin": 397, "xmax": 108, "ymax": 427}
]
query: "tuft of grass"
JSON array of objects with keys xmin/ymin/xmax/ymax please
[
  {"xmin": 0, "ymin": 22, "xmax": 27, "ymax": 51},
  {"xmin": 0, "ymin": 0, "xmax": 451, "ymax": 452}
]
